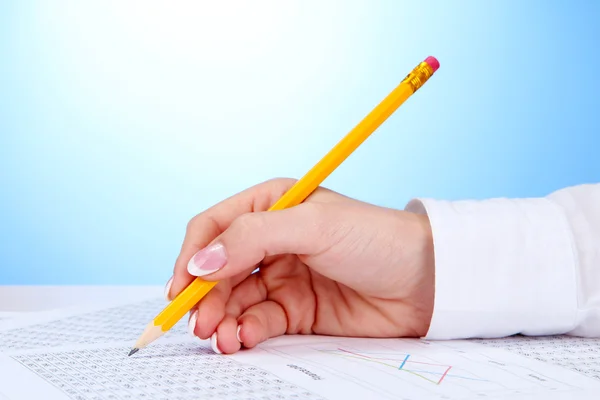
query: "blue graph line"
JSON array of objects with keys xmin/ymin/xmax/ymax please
[{"xmin": 398, "ymin": 354, "xmax": 410, "ymax": 370}]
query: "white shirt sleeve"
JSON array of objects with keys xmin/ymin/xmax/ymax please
[{"xmin": 405, "ymin": 183, "xmax": 600, "ymax": 339}]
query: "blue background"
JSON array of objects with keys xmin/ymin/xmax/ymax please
[{"xmin": 1, "ymin": 1, "xmax": 599, "ymax": 285}]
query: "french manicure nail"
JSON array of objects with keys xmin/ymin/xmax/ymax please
[
  {"xmin": 187, "ymin": 243, "xmax": 227, "ymax": 276},
  {"xmin": 236, "ymin": 325, "xmax": 242, "ymax": 343},
  {"xmin": 164, "ymin": 276, "xmax": 173, "ymax": 301},
  {"xmin": 210, "ymin": 332, "xmax": 222, "ymax": 354},
  {"xmin": 188, "ymin": 311, "xmax": 198, "ymax": 337}
]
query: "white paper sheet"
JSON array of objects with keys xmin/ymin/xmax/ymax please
[
  {"xmin": 474, "ymin": 335, "xmax": 600, "ymax": 381},
  {"xmin": 0, "ymin": 298, "xmax": 187, "ymax": 352},
  {"xmin": 0, "ymin": 312, "xmax": 38, "ymax": 328},
  {"xmin": 0, "ymin": 313, "xmax": 16, "ymax": 323},
  {"xmin": 0, "ymin": 315, "xmax": 15, "ymax": 328},
  {"xmin": 1, "ymin": 335, "xmax": 600, "ymax": 400},
  {"xmin": 0, "ymin": 299, "xmax": 599, "ymax": 400}
]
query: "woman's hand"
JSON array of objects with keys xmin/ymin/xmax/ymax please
[{"xmin": 166, "ymin": 178, "xmax": 435, "ymax": 354}]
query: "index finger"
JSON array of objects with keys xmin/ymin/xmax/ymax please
[{"xmin": 166, "ymin": 178, "xmax": 297, "ymax": 299}]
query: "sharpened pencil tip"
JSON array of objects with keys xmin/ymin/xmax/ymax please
[{"xmin": 128, "ymin": 348, "xmax": 139, "ymax": 357}]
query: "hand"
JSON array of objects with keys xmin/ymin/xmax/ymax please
[{"xmin": 166, "ymin": 178, "xmax": 435, "ymax": 354}]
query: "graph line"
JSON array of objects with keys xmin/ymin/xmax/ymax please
[
  {"xmin": 438, "ymin": 366, "xmax": 452, "ymax": 385},
  {"xmin": 318, "ymin": 347, "xmax": 485, "ymax": 386},
  {"xmin": 398, "ymin": 354, "xmax": 410, "ymax": 370}
]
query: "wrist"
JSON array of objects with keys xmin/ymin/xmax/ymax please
[
  {"xmin": 392, "ymin": 210, "xmax": 435, "ymax": 337},
  {"xmin": 412, "ymin": 212, "xmax": 435, "ymax": 336}
]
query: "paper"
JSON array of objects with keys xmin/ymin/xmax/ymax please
[
  {"xmin": 2, "ymin": 335, "xmax": 600, "ymax": 400},
  {"xmin": 0, "ymin": 339, "xmax": 323, "ymax": 400},
  {"xmin": 0, "ymin": 314, "xmax": 15, "ymax": 324},
  {"xmin": 0, "ymin": 316, "xmax": 14, "ymax": 329},
  {"xmin": 0, "ymin": 312, "xmax": 37, "ymax": 328},
  {"xmin": 475, "ymin": 335, "xmax": 600, "ymax": 381},
  {"xmin": 0, "ymin": 312, "xmax": 22, "ymax": 322},
  {"xmin": 0, "ymin": 299, "xmax": 187, "ymax": 352},
  {"xmin": 0, "ymin": 299, "xmax": 599, "ymax": 400}
]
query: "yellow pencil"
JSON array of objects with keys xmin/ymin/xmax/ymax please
[{"xmin": 129, "ymin": 56, "xmax": 440, "ymax": 356}]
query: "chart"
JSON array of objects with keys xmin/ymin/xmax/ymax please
[
  {"xmin": 318, "ymin": 347, "xmax": 482, "ymax": 386},
  {"xmin": 2, "ymin": 298, "xmax": 599, "ymax": 400},
  {"xmin": 247, "ymin": 337, "xmax": 600, "ymax": 399}
]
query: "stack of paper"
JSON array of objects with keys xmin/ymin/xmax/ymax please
[{"xmin": 1, "ymin": 298, "xmax": 599, "ymax": 399}]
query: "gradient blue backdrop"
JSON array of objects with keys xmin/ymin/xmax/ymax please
[{"xmin": 1, "ymin": 1, "xmax": 599, "ymax": 285}]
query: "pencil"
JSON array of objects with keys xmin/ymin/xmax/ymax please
[{"xmin": 129, "ymin": 56, "xmax": 440, "ymax": 356}]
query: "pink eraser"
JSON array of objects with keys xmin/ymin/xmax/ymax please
[{"xmin": 424, "ymin": 56, "xmax": 439, "ymax": 72}]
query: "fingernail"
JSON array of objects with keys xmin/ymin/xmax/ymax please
[
  {"xmin": 188, "ymin": 310, "xmax": 198, "ymax": 337},
  {"xmin": 210, "ymin": 332, "xmax": 222, "ymax": 354},
  {"xmin": 236, "ymin": 325, "xmax": 242, "ymax": 343},
  {"xmin": 187, "ymin": 243, "xmax": 227, "ymax": 276},
  {"xmin": 164, "ymin": 276, "xmax": 173, "ymax": 301}
]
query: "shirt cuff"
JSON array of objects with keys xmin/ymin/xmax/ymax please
[{"xmin": 405, "ymin": 196, "xmax": 579, "ymax": 339}]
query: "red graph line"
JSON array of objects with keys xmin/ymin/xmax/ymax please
[
  {"xmin": 337, "ymin": 349, "xmax": 441, "ymax": 366},
  {"xmin": 337, "ymin": 348, "xmax": 378, "ymax": 359},
  {"xmin": 335, "ymin": 347, "xmax": 455, "ymax": 385},
  {"xmin": 338, "ymin": 349, "xmax": 449, "ymax": 368},
  {"xmin": 438, "ymin": 366, "xmax": 452, "ymax": 385}
]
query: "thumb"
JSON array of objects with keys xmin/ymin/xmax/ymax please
[{"xmin": 185, "ymin": 203, "xmax": 331, "ymax": 280}]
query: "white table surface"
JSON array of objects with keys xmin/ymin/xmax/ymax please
[{"xmin": 0, "ymin": 286, "xmax": 163, "ymax": 312}]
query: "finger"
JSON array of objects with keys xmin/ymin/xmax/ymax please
[
  {"xmin": 188, "ymin": 281, "xmax": 231, "ymax": 340},
  {"xmin": 211, "ymin": 315, "xmax": 241, "ymax": 354},
  {"xmin": 169, "ymin": 219, "xmax": 220, "ymax": 300},
  {"xmin": 236, "ymin": 301, "xmax": 288, "ymax": 349},
  {"xmin": 187, "ymin": 202, "xmax": 335, "ymax": 281},
  {"xmin": 167, "ymin": 178, "xmax": 297, "ymax": 299},
  {"xmin": 224, "ymin": 273, "xmax": 268, "ymax": 318},
  {"xmin": 189, "ymin": 266, "xmax": 258, "ymax": 339}
]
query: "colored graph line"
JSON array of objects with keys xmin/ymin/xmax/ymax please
[
  {"xmin": 404, "ymin": 369, "xmax": 489, "ymax": 382},
  {"xmin": 439, "ymin": 365, "xmax": 452, "ymax": 385},
  {"xmin": 398, "ymin": 354, "xmax": 410, "ymax": 370},
  {"xmin": 319, "ymin": 347, "xmax": 486, "ymax": 385}
]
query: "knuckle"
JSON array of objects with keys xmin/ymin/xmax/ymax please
[
  {"xmin": 252, "ymin": 178, "xmax": 299, "ymax": 212},
  {"xmin": 185, "ymin": 213, "xmax": 203, "ymax": 233},
  {"xmin": 232, "ymin": 212, "xmax": 264, "ymax": 234},
  {"xmin": 263, "ymin": 177, "xmax": 298, "ymax": 193},
  {"xmin": 186, "ymin": 212, "xmax": 220, "ymax": 237}
]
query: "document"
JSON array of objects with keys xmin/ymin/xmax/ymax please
[
  {"xmin": 0, "ymin": 298, "xmax": 598, "ymax": 400},
  {"xmin": 0, "ymin": 312, "xmax": 37, "ymax": 328},
  {"xmin": 0, "ymin": 313, "xmax": 16, "ymax": 322},
  {"xmin": 0, "ymin": 298, "xmax": 187, "ymax": 352},
  {"xmin": 474, "ymin": 335, "xmax": 600, "ymax": 382},
  {"xmin": 0, "ymin": 313, "xmax": 16, "ymax": 325}
]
